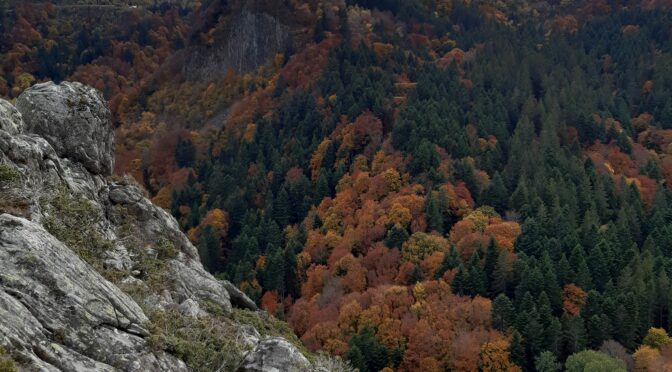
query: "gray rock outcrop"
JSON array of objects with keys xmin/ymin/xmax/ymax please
[
  {"xmin": 184, "ymin": 11, "xmax": 291, "ymax": 80},
  {"xmin": 0, "ymin": 99, "xmax": 23, "ymax": 134},
  {"xmin": 16, "ymin": 81, "xmax": 115, "ymax": 175},
  {"xmin": 0, "ymin": 214, "xmax": 188, "ymax": 371},
  {"xmin": 240, "ymin": 338, "xmax": 312, "ymax": 372},
  {"xmin": 177, "ymin": 299, "xmax": 202, "ymax": 318},
  {"xmin": 0, "ymin": 82, "xmax": 312, "ymax": 371}
]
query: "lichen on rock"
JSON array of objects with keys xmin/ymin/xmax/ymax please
[
  {"xmin": 16, "ymin": 81, "xmax": 114, "ymax": 176},
  {"xmin": 0, "ymin": 99, "xmax": 23, "ymax": 135},
  {"xmin": 240, "ymin": 338, "xmax": 312, "ymax": 372}
]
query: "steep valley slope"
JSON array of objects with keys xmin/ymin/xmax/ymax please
[{"xmin": 0, "ymin": 81, "xmax": 345, "ymax": 371}]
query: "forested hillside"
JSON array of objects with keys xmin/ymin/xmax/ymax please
[{"xmin": 5, "ymin": 0, "xmax": 672, "ymax": 370}]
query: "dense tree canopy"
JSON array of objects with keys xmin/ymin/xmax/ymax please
[{"xmin": 6, "ymin": 0, "xmax": 672, "ymax": 370}]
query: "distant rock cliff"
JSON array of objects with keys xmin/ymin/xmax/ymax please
[
  {"xmin": 223, "ymin": 11, "xmax": 291, "ymax": 74},
  {"xmin": 0, "ymin": 81, "xmax": 318, "ymax": 371},
  {"xmin": 183, "ymin": 9, "xmax": 292, "ymax": 80}
]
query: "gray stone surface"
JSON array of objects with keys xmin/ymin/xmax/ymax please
[
  {"xmin": 0, "ymin": 98, "xmax": 24, "ymax": 134},
  {"xmin": 240, "ymin": 337, "xmax": 312, "ymax": 372},
  {"xmin": 169, "ymin": 260, "xmax": 233, "ymax": 312},
  {"xmin": 16, "ymin": 81, "xmax": 114, "ymax": 175},
  {"xmin": 224, "ymin": 279, "xmax": 259, "ymax": 311},
  {"xmin": 185, "ymin": 11, "xmax": 291, "ymax": 80},
  {"xmin": 0, "ymin": 214, "xmax": 187, "ymax": 371},
  {"xmin": 177, "ymin": 298, "xmax": 202, "ymax": 318}
]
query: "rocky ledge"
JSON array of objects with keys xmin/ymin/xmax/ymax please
[{"xmin": 0, "ymin": 82, "xmax": 323, "ymax": 371}]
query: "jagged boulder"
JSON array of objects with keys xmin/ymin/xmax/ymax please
[
  {"xmin": 239, "ymin": 338, "xmax": 311, "ymax": 372},
  {"xmin": 224, "ymin": 280, "xmax": 259, "ymax": 311},
  {"xmin": 0, "ymin": 99, "xmax": 23, "ymax": 134},
  {"xmin": 177, "ymin": 299, "xmax": 203, "ymax": 318},
  {"xmin": 104, "ymin": 181, "xmax": 237, "ymax": 312},
  {"xmin": 168, "ymin": 260, "xmax": 233, "ymax": 312},
  {"xmin": 16, "ymin": 81, "xmax": 114, "ymax": 175},
  {"xmin": 0, "ymin": 214, "xmax": 188, "ymax": 371}
]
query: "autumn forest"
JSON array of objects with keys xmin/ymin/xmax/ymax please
[{"xmin": 5, "ymin": 0, "xmax": 672, "ymax": 370}]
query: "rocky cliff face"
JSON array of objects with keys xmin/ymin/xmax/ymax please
[
  {"xmin": 0, "ymin": 82, "xmax": 317, "ymax": 371},
  {"xmin": 183, "ymin": 9, "xmax": 292, "ymax": 80}
]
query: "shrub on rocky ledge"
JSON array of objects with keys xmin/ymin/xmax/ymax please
[
  {"xmin": 0, "ymin": 347, "xmax": 17, "ymax": 372},
  {"xmin": 0, "ymin": 164, "xmax": 19, "ymax": 184},
  {"xmin": 146, "ymin": 309, "xmax": 248, "ymax": 371},
  {"xmin": 41, "ymin": 187, "xmax": 113, "ymax": 268}
]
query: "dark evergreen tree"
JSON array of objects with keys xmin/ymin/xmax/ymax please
[
  {"xmin": 561, "ymin": 315, "xmax": 587, "ymax": 359},
  {"xmin": 425, "ymin": 192, "xmax": 444, "ymax": 233},
  {"xmin": 435, "ymin": 245, "xmax": 461, "ymax": 279},
  {"xmin": 385, "ymin": 225, "xmax": 410, "ymax": 248},
  {"xmin": 274, "ymin": 188, "xmax": 290, "ymax": 226},
  {"xmin": 509, "ymin": 331, "xmax": 526, "ymax": 369},
  {"xmin": 346, "ymin": 326, "xmax": 389, "ymax": 372},
  {"xmin": 315, "ymin": 170, "xmax": 331, "ymax": 202},
  {"xmin": 482, "ymin": 172, "xmax": 508, "ymax": 214},
  {"xmin": 198, "ymin": 225, "xmax": 219, "ymax": 272},
  {"xmin": 175, "ymin": 138, "xmax": 195, "ymax": 168},
  {"xmin": 484, "ymin": 239, "xmax": 499, "ymax": 295},
  {"xmin": 492, "ymin": 294, "xmax": 514, "ymax": 331}
]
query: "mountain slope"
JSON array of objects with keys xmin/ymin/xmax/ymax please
[
  {"xmin": 0, "ymin": 81, "xmax": 346, "ymax": 371},
  {"xmin": 7, "ymin": 1, "xmax": 672, "ymax": 371}
]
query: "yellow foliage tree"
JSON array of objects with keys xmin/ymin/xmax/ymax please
[
  {"xmin": 310, "ymin": 139, "xmax": 332, "ymax": 180},
  {"xmin": 401, "ymin": 232, "xmax": 449, "ymax": 264},
  {"xmin": 643, "ymin": 327, "xmax": 672, "ymax": 349},
  {"xmin": 479, "ymin": 340, "xmax": 521, "ymax": 372},
  {"xmin": 633, "ymin": 345, "xmax": 661, "ymax": 371},
  {"xmin": 382, "ymin": 168, "xmax": 402, "ymax": 193},
  {"xmin": 389, "ymin": 203, "xmax": 412, "ymax": 228}
]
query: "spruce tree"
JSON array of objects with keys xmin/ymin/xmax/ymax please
[
  {"xmin": 535, "ymin": 351, "xmax": 561, "ymax": 372},
  {"xmin": 544, "ymin": 317, "xmax": 562, "ymax": 356},
  {"xmin": 556, "ymin": 253, "xmax": 575, "ymax": 286},
  {"xmin": 187, "ymin": 201, "xmax": 201, "ymax": 230},
  {"xmin": 198, "ymin": 225, "xmax": 219, "ymax": 272},
  {"xmin": 346, "ymin": 345, "xmax": 366, "ymax": 372},
  {"xmin": 175, "ymin": 138, "xmax": 195, "ymax": 168},
  {"xmin": 347, "ymin": 326, "xmax": 388, "ymax": 372},
  {"xmin": 492, "ymin": 294, "xmax": 514, "ymax": 331},
  {"xmin": 510, "ymin": 178, "xmax": 529, "ymax": 212},
  {"xmin": 425, "ymin": 193, "xmax": 444, "ymax": 233},
  {"xmin": 484, "ymin": 239, "xmax": 499, "ymax": 295},
  {"xmin": 523, "ymin": 308, "xmax": 544, "ymax": 366},
  {"xmin": 561, "ymin": 315, "xmax": 587, "ymax": 358},
  {"xmin": 482, "ymin": 171, "xmax": 508, "ymax": 214},
  {"xmin": 509, "ymin": 331, "xmax": 526, "ymax": 369},
  {"xmin": 569, "ymin": 245, "xmax": 593, "ymax": 290},
  {"xmin": 435, "ymin": 245, "xmax": 461, "ymax": 279},
  {"xmin": 315, "ymin": 170, "xmax": 331, "ymax": 202},
  {"xmin": 385, "ymin": 225, "xmax": 410, "ymax": 248},
  {"xmin": 585, "ymin": 314, "xmax": 608, "ymax": 349},
  {"xmin": 274, "ymin": 188, "xmax": 290, "ymax": 226},
  {"xmin": 489, "ymin": 253, "xmax": 510, "ymax": 295},
  {"xmin": 452, "ymin": 264, "xmax": 466, "ymax": 295},
  {"xmin": 466, "ymin": 252, "xmax": 486, "ymax": 296},
  {"xmin": 540, "ymin": 251, "xmax": 562, "ymax": 311}
]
